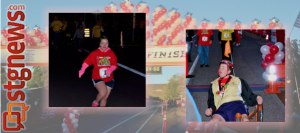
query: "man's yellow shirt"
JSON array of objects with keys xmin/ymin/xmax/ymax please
[
  {"xmin": 51, "ymin": 20, "xmax": 63, "ymax": 32},
  {"xmin": 92, "ymin": 25, "xmax": 103, "ymax": 38},
  {"xmin": 219, "ymin": 29, "xmax": 234, "ymax": 41}
]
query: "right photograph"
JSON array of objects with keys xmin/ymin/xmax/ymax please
[{"xmin": 186, "ymin": 29, "xmax": 285, "ymax": 122}]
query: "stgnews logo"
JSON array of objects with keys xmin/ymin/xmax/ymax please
[{"xmin": 2, "ymin": 5, "xmax": 31, "ymax": 132}]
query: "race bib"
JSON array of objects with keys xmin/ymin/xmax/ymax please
[
  {"xmin": 202, "ymin": 37, "xmax": 208, "ymax": 41},
  {"xmin": 99, "ymin": 68, "xmax": 110, "ymax": 78},
  {"xmin": 224, "ymin": 34, "xmax": 229, "ymax": 38},
  {"xmin": 238, "ymin": 31, "xmax": 242, "ymax": 34}
]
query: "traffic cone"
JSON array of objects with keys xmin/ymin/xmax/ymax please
[
  {"xmin": 264, "ymin": 63, "xmax": 281, "ymax": 94},
  {"xmin": 265, "ymin": 34, "xmax": 269, "ymax": 41},
  {"xmin": 264, "ymin": 80, "xmax": 281, "ymax": 94},
  {"xmin": 185, "ymin": 129, "xmax": 188, "ymax": 133}
]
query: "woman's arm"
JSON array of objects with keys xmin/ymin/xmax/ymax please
[{"xmin": 240, "ymin": 79, "xmax": 258, "ymax": 106}]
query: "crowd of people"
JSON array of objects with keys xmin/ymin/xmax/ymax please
[{"xmin": 186, "ymin": 29, "xmax": 244, "ymax": 67}]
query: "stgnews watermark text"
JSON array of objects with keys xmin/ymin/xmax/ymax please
[{"xmin": 2, "ymin": 5, "xmax": 31, "ymax": 132}]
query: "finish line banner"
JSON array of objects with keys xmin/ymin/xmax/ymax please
[{"xmin": 146, "ymin": 45, "xmax": 186, "ymax": 66}]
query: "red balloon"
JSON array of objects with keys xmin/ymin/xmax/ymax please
[
  {"xmin": 171, "ymin": 16, "xmax": 176, "ymax": 21},
  {"xmin": 250, "ymin": 25, "xmax": 257, "ymax": 29},
  {"xmin": 64, "ymin": 118, "xmax": 71, "ymax": 124},
  {"xmin": 219, "ymin": 21, "xmax": 225, "ymax": 27},
  {"xmin": 183, "ymin": 21, "xmax": 189, "ymax": 26},
  {"xmin": 186, "ymin": 16, "xmax": 191, "ymax": 21},
  {"xmin": 120, "ymin": 3, "xmax": 124, "ymax": 8},
  {"xmin": 265, "ymin": 54, "xmax": 275, "ymax": 63},
  {"xmin": 144, "ymin": 7, "xmax": 150, "ymax": 13},
  {"xmin": 162, "ymin": 8, "xmax": 167, "ymax": 13},
  {"xmin": 266, "ymin": 43, "xmax": 274, "ymax": 47},
  {"xmin": 151, "ymin": 34, "xmax": 155, "ymax": 38},
  {"xmin": 75, "ymin": 114, "xmax": 79, "ymax": 119},
  {"xmin": 3, "ymin": 33, "xmax": 9, "ymax": 38},
  {"xmin": 168, "ymin": 36, "xmax": 173, "ymax": 41},
  {"xmin": 104, "ymin": 7, "xmax": 111, "ymax": 12},
  {"xmin": 20, "ymin": 29, "xmax": 27, "ymax": 34},
  {"xmin": 131, "ymin": 4, "xmax": 134, "ymax": 7},
  {"xmin": 261, "ymin": 60, "xmax": 269, "ymax": 71},
  {"xmin": 136, "ymin": 5, "xmax": 140, "ymax": 9},
  {"xmin": 151, "ymin": 19, "xmax": 156, "ymax": 25},
  {"xmin": 268, "ymin": 23, "xmax": 276, "ymax": 29},
  {"xmin": 270, "ymin": 45, "xmax": 279, "ymax": 55},
  {"xmin": 166, "ymin": 41, "xmax": 172, "ymax": 45},
  {"xmin": 1, "ymin": 29, "xmax": 6, "ymax": 34},
  {"xmin": 154, "ymin": 14, "xmax": 159, "ymax": 19},
  {"xmin": 235, "ymin": 25, "xmax": 241, "ymax": 29},
  {"xmin": 159, "ymin": 11, "xmax": 163, "ymax": 15},
  {"xmin": 153, "ymin": 29, "xmax": 158, "ymax": 34},
  {"xmin": 202, "ymin": 23, "xmax": 208, "ymax": 29},
  {"xmin": 158, "ymin": 25, "xmax": 163, "ymax": 30},
  {"xmin": 175, "ymin": 13, "xmax": 181, "ymax": 18}
]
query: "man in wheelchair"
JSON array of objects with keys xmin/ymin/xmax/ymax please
[{"xmin": 205, "ymin": 60, "xmax": 263, "ymax": 122}]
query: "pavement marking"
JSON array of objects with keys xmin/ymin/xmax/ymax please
[
  {"xmin": 186, "ymin": 55, "xmax": 199, "ymax": 85},
  {"xmin": 135, "ymin": 107, "xmax": 160, "ymax": 133},
  {"xmin": 102, "ymin": 106, "xmax": 155, "ymax": 133},
  {"xmin": 82, "ymin": 48, "xmax": 145, "ymax": 78}
]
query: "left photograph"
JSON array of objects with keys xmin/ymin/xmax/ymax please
[{"xmin": 49, "ymin": 13, "xmax": 146, "ymax": 107}]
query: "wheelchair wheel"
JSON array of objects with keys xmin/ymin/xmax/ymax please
[{"xmin": 235, "ymin": 113, "xmax": 242, "ymax": 122}]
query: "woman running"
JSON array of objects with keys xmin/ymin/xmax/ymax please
[{"xmin": 78, "ymin": 36, "xmax": 117, "ymax": 107}]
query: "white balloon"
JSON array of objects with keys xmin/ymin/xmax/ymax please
[
  {"xmin": 155, "ymin": 7, "xmax": 161, "ymax": 12},
  {"xmin": 225, "ymin": 23, "xmax": 231, "ymax": 28},
  {"xmin": 262, "ymin": 54, "xmax": 266, "ymax": 60},
  {"xmin": 38, "ymin": 42, "xmax": 46, "ymax": 46},
  {"xmin": 73, "ymin": 109, "xmax": 79, "ymax": 114},
  {"xmin": 61, "ymin": 123, "xmax": 67, "ymax": 128},
  {"xmin": 125, "ymin": 2, "xmax": 130, "ymax": 7},
  {"xmin": 168, "ymin": 12, "xmax": 175, "ymax": 17},
  {"xmin": 62, "ymin": 126, "xmax": 69, "ymax": 132},
  {"xmin": 275, "ymin": 42, "xmax": 283, "ymax": 51},
  {"xmin": 192, "ymin": 18, "xmax": 197, "ymax": 23},
  {"xmin": 260, "ymin": 45, "xmax": 270, "ymax": 55},
  {"xmin": 151, "ymin": 42, "xmax": 157, "ymax": 46},
  {"xmin": 69, "ymin": 113, "xmax": 75, "ymax": 120},
  {"xmin": 208, "ymin": 23, "xmax": 214, "ymax": 28},
  {"xmin": 241, "ymin": 24, "xmax": 247, "ymax": 29},
  {"xmin": 275, "ymin": 51, "xmax": 284, "ymax": 61},
  {"xmin": 146, "ymin": 14, "xmax": 150, "ymax": 20},
  {"xmin": 172, "ymin": 39, "xmax": 177, "ymax": 44},
  {"xmin": 71, "ymin": 118, "xmax": 78, "ymax": 125},
  {"xmin": 27, "ymin": 30, "xmax": 35, "ymax": 36},
  {"xmin": 33, "ymin": 37, "xmax": 41, "ymax": 44},
  {"xmin": 74, "ymin": 123, "xmax": 79, "ymax": 129},
  {"xmin": 277, "ymin": 23, "xmax": 283, "ymax": 28},
  {"xmin": 274, "ymin": 60, "xmax": 282, "ymax": 64},
  {"xmin": 262, "ymin": 72, "xmax": 269, "ymax": 81}
]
